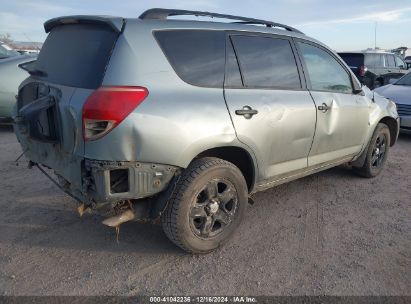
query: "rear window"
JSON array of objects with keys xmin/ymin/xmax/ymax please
[
  {"xmin": 155, "ymin": 30, "xmax": 226, "ymax": 88},
  {"xmin": 33, "ymin": 24, "xmax": 118, "ymax": 89},
  {"xmin": 231, "ymin": 35, "xmax": 301, "ymax": 89},
  {"xmin": 338, "ymin": 53, "xmax": 364, "ymax": 67}
]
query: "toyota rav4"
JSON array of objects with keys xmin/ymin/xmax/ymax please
[{"xmin": 13, "ymin": 9, "xmax": 400, "ymax": 253}]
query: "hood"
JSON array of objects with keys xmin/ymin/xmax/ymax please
[{"xmin": 374, "ymin": 84, "xmax": 411, "ymax": 105}]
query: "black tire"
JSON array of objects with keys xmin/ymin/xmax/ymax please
[
  {"xmin": 161, "ymin": 157, "xmax": 248, "ymax": 254},
  {"xmin": 354, "ymin": 123, "xmax": 390, "ymax": 178}
]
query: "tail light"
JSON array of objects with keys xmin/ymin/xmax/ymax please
[
  {"xmin": 359, "ymin": 65, "xmax": 368, "ymax": 77},
  {"xmin": 82, "ymin": 86, "xmax": 148, "ymax": 141}
]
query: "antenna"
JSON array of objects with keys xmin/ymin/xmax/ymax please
[{"xmin": 374, "ymin": 22, "xmax": 377, "ymax": 50}]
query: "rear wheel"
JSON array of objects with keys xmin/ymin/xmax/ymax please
[
  {"xmin": 161, "ymin": 157, "xmax": 247, "ymax": 254},
  {"xmin": 354, "ymin": 123, "xmax": 390, "ymax": 178}
]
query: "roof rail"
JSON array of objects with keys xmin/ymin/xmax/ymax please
[{"xmin": 139, "ymin": 8, "xmax": 304, "ymax": 34}]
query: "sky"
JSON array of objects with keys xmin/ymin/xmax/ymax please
[{"xmin": 1, "ymin": 0, "xmax": 411, "ymax": 51}]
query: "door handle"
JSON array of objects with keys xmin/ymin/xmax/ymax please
[
  {"xmin": 317, "ymin": 103, "xmax": 330, "ymax": 113},
  {"xmin": 388, "ymin": 70, "xmax": 392, "ymax": 72},
  {"xmin": 235, "ymin": 105, "xmax": 258, "ymax": 119}
]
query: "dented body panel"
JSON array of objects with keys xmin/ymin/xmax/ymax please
[{"xmin": 12, "ymin": 15, "xmax": 399, "ymax": 219}]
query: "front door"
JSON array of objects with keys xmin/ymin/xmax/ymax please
[
  {"xmin": 223, "ymin": 34, "xmax": 317, "ymax": 181},
  {"xmin": 296, "ymin": 41, "xmax": 370, "ymax": 167}
]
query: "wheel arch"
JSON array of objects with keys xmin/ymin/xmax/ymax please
[
  {"xmin": 193, "ymin": 146, "xmax": 256, "ymax": 193},
  {"xmin": 379, "ymin": 116, "xmax": 398, "ymax": 146}
]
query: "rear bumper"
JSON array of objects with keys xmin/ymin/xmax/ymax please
[{"xmin": 82, "ymin": 159, "xmax": 180, "ymax": 204}]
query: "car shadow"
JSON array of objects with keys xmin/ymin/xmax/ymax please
[
  {"xmin": 0, "ymin": 201, "xmax": 183, "ymax": 255},
  {"xmin": 398, "ymin": 132, "xmax": 411, "ymax": 142}
]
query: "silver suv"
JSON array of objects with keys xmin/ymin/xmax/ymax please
[{"xmin": 14, "ymin": 9, "xmax": 400, "ymax": 253}]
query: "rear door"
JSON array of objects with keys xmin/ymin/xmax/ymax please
[
  {"xmin": 14, "ymin": 22, "xmax": 119, "ymax": 189},
  {"xmin": 223, "ymin": 33, "xmax": 316, "ymax": 181},
  {"xmin": 296, "ymin": 41, "xmax": 370, "ymax": 167},
  {"xmin": 384, "ymin": 54, "xmax": 402, "ymax": 83}
]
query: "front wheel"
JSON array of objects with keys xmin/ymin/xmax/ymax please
[
  {"xmin": 161, "ymin": 157, "xmax": 248, "ymax": 254},
  {"xmin": 354, "ymin": 123, "xmax": 391, "ymax": 178}
]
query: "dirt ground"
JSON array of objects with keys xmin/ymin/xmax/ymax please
[{"xmin": 0, "ymin": 125, "xmax": 410, "ymax": 296}]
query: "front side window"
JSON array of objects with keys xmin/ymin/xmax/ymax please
[
  {"xmin": 395, "ymin": 56, "xmax": 406, "ymax": 68},
  {"xmin": 298, "ymin": 42, "xmax": 353, "ymax": 94},
  {"xmin": 155, "ymin": 30, "xmax": 225, "ymax": 87},
  {"xmin": 231, "ymin": 35, "xmax": 301, "ymax": 89}
]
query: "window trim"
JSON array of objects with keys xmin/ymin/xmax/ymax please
[
  {"xmin": 395, "ymin": 56, "xmax": 406, "ymax": 68},
  {"xmin": 153, "ymin": 29, "xmax": 227, "ymax": 89},
  {"xmin": 224, "ymin": 31, "xmax": 306, "ymax": 91},
  {"xmin": 294, "ymin": 38, "xmax": 357, "ymax": 95}
]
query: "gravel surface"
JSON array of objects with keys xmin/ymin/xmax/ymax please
[{"xmin": 0, "ymin": 125, "xmax": 410, "ymax": 296}]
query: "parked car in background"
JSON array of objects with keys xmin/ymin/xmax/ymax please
[
  {"xmin": 0, "ymin": 42, "xmax": 21, "ymax": 59},
  {"xmin": 338, "ymin": 51, "xmax": 408, "ymax": 89},
  {"xmin": 13, "ymin": 9, "xmax": 399, "ymax": 253},
  {"xmin": 375, "ymin": 72, "xmax": 411, "ymax": 133},
  {"xmin": 404, "ymin": 56, "xmax": 411, "ymax": 69},
  {"xmin": 0, "ymin": 55, "xmax": 36, "ymax": 123}
]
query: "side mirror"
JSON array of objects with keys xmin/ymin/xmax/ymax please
[
  {"xmin": 353, "ymin": 88, "xmax": 363, "ymax": 95},
  {"xmin": 399, "ymin": 65, "xmax": 405, "ymax": 69}
]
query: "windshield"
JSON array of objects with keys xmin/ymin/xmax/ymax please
[
  {"xmin": 394, "ymin": 72, "xmax": 411, "ymax": 86},
  {"xmin": 0, "ymin": 44, "xmax": 20, "ymax": 59}
]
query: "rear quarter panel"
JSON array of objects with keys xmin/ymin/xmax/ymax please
[{"xmin": 88, "ymin": 20, "xmax": 250, "ymax": 168}]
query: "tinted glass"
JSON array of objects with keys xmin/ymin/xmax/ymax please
[
  {"xmin": 231, "ymin": 35, "xmax": 301, "ymax": 89},
  {"xmin": 364, "ymin": 54, "xmax": 384, "ymax": 67},
  {"xmin": 395, "ymin": 56, "xmax": 405, "ymax": 68},
  {"xmin": 298, "ymin": 42, "xmax": 352, "ymax": 94},
  {"xmin": 33, "ymin": 24, "xmax": 118, "ymax": 89},
  {"xmin": 395, "ymin": 72, "xmax": 411, "ymax": 85},
  {"xmin": 338, "ymin": 53, "xmax": 364, "ymax": 67},
  {"xmin": 155, "ymin": 30, "xmax": 225, "ymax": 87},
  {"xmin": 225, "ymin": 38, "xmax": 243, "ymax": 87},
  {"xmin": 386, "ymin": 55, "xmax": 396, "ymax": 67}
]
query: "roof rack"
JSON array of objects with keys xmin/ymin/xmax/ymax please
[{"xmin": 139, "ymin": 8, "xmax": 304, "ymax": 34}]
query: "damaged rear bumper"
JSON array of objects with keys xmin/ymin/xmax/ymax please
[{"xmin": 57, "ymin": 159, "xmax": 180, "ymax": 206}]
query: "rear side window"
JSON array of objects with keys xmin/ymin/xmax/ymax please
[
  {"xmin": 231, "ymin": 35, "xmax": 301, "ymax": 89},
  {"xmin": 225, "ymin": 38, "xmax": 243, "ymax": 87},
  {"xmin": 298, "ymin": 42, "xmax": 353, "ymax": 94},
  {"xmin": 155, "ymin": 30, "xmax": 225, "ymax": 87},
  {"xmin": 364, "ymin": 54, "xmax": 384, "ymax": 67},
  {"xmin": 34, "ymin": 24, "xmax": 118, "ymax": 89},
  {"xmin": 338, "ymin": 53, "xmax": 364, "ymax": 67},
  {"xmin": 385, "ymin": 55, "xmax": 396, "ymax": 67}
]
